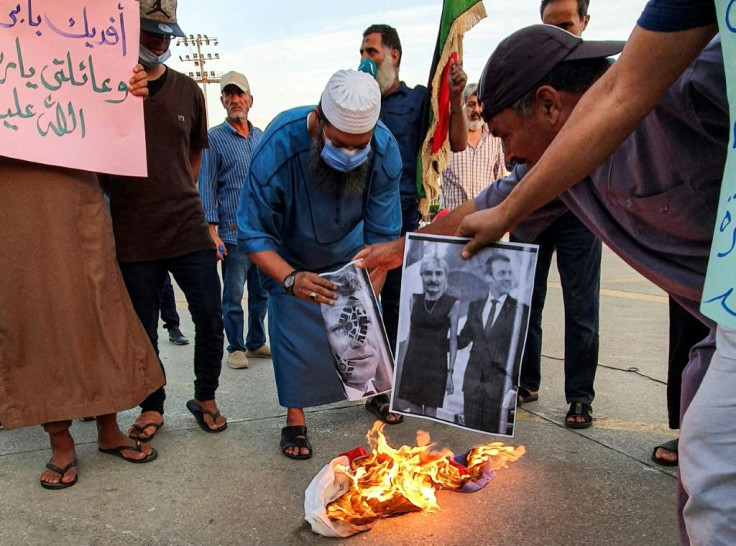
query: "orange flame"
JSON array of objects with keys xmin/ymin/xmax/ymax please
[{"xmin": 326, "ymin": 422, "xmax": 525, "ymax": 526}]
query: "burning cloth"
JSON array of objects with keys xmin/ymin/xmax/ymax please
[{"xmin": 304, "ymin": 423, "xmax": 525, "ymax": 537}]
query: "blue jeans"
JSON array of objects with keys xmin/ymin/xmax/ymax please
[
  {"xmin": 119, "ymin": 249, "xmax": 224, "ymax": 413},
  {"xmin": 222, "ymin": 242, "xmax": 268, "ymax": 353},
  {"xmin": 511, "ymin": 211, "xmax": 601, "ymax": 405}
]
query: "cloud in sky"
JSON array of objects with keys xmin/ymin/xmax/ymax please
[{"xmin": 170, "ymin": 0, "xmax": 644, "ymax": 129}]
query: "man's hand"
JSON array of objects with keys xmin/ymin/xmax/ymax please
[
  {"xmin": 208, "ymin": 225, "xmax": 227, "ymax": 262},
  {"xmin": 294, "ymin": 271, "xmax": 338, "ymax": 305},
  {"xmin": 456, "ymin": 207, "xmax": 511, "ymax": 259},
  {"xmin": 213, "ymin": 236, "xmax": 227, "ymax": 262},
  {"xmin": 129, "ymin": 64, "xmax": 148, "ymax": 99},
  {"xmin": 353, "ymin": 239, "xmax": 404, "ymax": 285},
  {"xmin": 448, "ymin": 60, "xmax": 467, "ymax": 110}
]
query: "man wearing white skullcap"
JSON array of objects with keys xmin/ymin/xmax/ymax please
[{"xmin": 238, "ymin": 69, "xmax": 402, "ymax": 460}]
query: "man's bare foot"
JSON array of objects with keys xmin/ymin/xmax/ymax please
[
  {"xmin": 127, "ymin": 411, "xmax": 164, "ymax": 441},
  {"xmin": 651, "ymin": 438, "xmax": 678, "ymax": 466},
  {"xmin": 41, "ymin": 428, "xmax": 77, "ymax": 488},
  {"xmin": 654, "ymin": 447, "xmax": 677, "ymax": 463},
  {"xmin": 365, "ymin": 395, "xmax": 404, "ymax": 425},
  {"xmin": 284, "ymin": 408, "xmax": 310, "ymax": 458},
  {"xmin": 192, "ymin": 399, "xmax": 227, "ymax": 432},
  {"xmin": 565, "ymin": 402, "xmax": 593, "ymax": 429},
  {"xmin": 98, "ymin": 413, "xmax": 156, "ymax": 461}
]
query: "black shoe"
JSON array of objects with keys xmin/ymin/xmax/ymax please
[{"xmin": 168, "ymin": 327, "xmax": 189, "ymax": 345}]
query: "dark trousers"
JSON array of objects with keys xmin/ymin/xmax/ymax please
[
  {"xmin": 667, "ymin": 297, "xmax": 710, "ymax": 429},
  {"xmin": 511, "ymin": 212, "xmax": 601, "ymax": 404},
  {"xmin": 382, "ymin": 204, "xmax": 421, "ymax": 352},
  {"xmin": 463, "ymin": 367, "xmax": 506, "ymax": 434},
  {"xmin": 160, "ymin": 274, "xmax": 180, "ymax": 329},
  {"xmin": 119, "ymin": 249, "xmax": 224, "ymax": 414}
]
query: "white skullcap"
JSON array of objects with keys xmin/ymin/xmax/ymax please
[{"xmin": 320, "ymin": 69, "xmax": 381, "ymax": 134}]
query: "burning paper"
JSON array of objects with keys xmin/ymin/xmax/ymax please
[{"xmin": 304, "ymin": 422, "xmax": 525, "ymax": 537}]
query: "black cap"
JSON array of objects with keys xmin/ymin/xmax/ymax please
[{"xmin": 479, "ymin": 25, "xmax": 625, "ymax": 120}]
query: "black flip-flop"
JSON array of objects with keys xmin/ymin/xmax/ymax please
[
  {"xmin": 280, "ymin": 425, "xmax": 312, "ymax": 460},
  {"xmin": 40, "ymin": 460, "xmax": 78, "ymax": 490},
  {"xmin": 365, "ymin": 395, "xmax": 404, "ymax": 425},
  {"xmin": 517, "ymin": 387, "xmax": 539, "ymax": 405},
  {"xmin": 186, "ymin": 399, "xmax": 228, "ymax": 433},
  {"xmin": 651, "ymin": 438, "xmax": 678, "ymax": 467},
  {"xmin": 99, "ymin": 440, "xmax": 158, "ymax": 463}
]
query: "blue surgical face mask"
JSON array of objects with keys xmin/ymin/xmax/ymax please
[
  {"xmin": 321, "ymin": 133, "xmax": 371, "ymax": 172},
  {"xmin": 138, "ymin": 44, "xmax": 171, "ymax": 68}
]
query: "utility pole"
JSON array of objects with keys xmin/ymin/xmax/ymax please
[{"xmin": 175, "ymin": 34, "xmax": 222, "ymax": 110}]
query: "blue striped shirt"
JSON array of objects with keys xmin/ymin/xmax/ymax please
[{"xmin": 198, "ymin": 120, "xmax": 263, "ymax": 245}]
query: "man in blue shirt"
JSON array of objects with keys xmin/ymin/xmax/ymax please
[
  {"xmin": 239, "ymin": 70, "xmax": 402, "ymax": 461},
  {"xmin": 199, "ymin": 71, "xmax": 269, "ymax": 370},
  {"xmin": 359, "ymin": 24, "xmax": 467, "ymax": 422}
]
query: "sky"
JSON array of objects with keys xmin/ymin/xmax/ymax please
[{"xmin": 169, "ymin": 1, "xmax": 649, "ymax": 129}]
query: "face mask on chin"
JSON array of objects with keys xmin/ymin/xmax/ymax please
[
  {"xmin": 138, "ymin": 44, "xmax": 171, "ymax": 68},
  {"xmin": 320, "ymin": 133, "xmax": 371, "ymax": 172}
]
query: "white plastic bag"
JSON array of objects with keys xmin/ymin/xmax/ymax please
[{"xmin": 304, "ymin": 455, "xmax": 374, "ymax": 538}]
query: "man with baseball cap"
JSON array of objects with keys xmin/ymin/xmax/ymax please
[
  {"xmin": 358, "ymin": 22, "xmax": 726, "ymax": 540},
  {"xmin": 102, "ymin": 0, "xmax": 228, "ymax": 440},
  {"xmin": 238, "ymin": 69, "xmax": 402, "ymax": 460},
  {"xmin": 198, "ymin": 71, "xmax": 270, "ymax": 371}
]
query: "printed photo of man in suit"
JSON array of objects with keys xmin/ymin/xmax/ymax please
[{"xmin": 459, "ymin": 253, "xmax": 530, "ymax": 434}]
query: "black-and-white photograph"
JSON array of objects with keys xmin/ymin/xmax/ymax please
[
  {"xmin": 390, "ymin": 233, "xmax": 538, "ymax": 437},
  {"xmin": 319, "ymin": 261, "xmax": 394, "ymax": 401}
]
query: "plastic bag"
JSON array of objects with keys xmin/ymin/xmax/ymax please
[{"xmin": 304, "ymin": 453, "xmax": 374, "ymax": 538}]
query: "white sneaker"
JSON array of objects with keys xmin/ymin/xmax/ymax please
[
  {"xmin": 245, "ymin": 344, "xmax": 271, "ymax": 359},
  {"xmin": 227, "ymin": 350, "xmax": 249, "ymax": 369}
]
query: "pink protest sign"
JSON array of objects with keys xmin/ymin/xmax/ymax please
[{"xmin": 0, "ymin": 0, "xmax": 146, "ymax": 176}]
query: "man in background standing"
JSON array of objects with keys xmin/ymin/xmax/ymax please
[
  {"xmin": 199, "ymin": 71, "xmax": 270, "ymax": 370},
  {"xmin": 509, "ymin": 0, "xmax": 601, "ymax": 430},
  {"xmin": 103, "ymin": 0, "xmax": 227, "ymax": 440},
  {"xmin": 441, "ymin": 83, "xmax": 507, "ymax": 211},
  {"xmin": 359, "ymin": 23, "xmax": 467, "ymax": 423}
]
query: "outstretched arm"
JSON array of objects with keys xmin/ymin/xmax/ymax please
[
  {"xmin": 354, "ymin": 199, "xmax": 477, "ymax": 283},
  {"xmin": 448, "ymin": 60, "xmax": 468, "ymax": 152},
  {"xmin": 457, "ymin": 24, "xmax": 717, "ymax": 257},
  {"xmin": 446, "ymin": 300, "xmax": 461, "ymax": 395}
]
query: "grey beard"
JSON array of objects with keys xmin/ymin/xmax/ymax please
[
  {"xmin": 309, "ymin": 138, "xmax": 371, "ymax": 196},
  {"xmin": 468, "ymin": 120, "xmax": 483, "ymax": 131},
  {"xmin": 376, "ymin": 57, "xmax": 396, "ymax": 96},
  {"xmin": 228, "ymin": 111, "xmax": 247, "ymax": 121}
]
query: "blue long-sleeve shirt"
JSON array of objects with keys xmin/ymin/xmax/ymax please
[
  {"xmin": 238, "ymin": 106, "xmax": 402, "ymax": 273},
  {"xmin": 198, "ymin": 120, "xmax": 263, "ymax": 245}
]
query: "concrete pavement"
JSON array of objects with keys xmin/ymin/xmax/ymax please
[{"xmin": 0, "ymin": 246, "xmax": 681, "ymax": 545}]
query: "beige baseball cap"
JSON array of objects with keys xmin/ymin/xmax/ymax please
[{"xmin": 220, "ymin": 71, "xmax": 251, "ymax": 94}]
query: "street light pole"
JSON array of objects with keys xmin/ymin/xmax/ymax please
[{"xmin": 175, "ymin": 34, "xmax": 222, "ymax": 111}]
